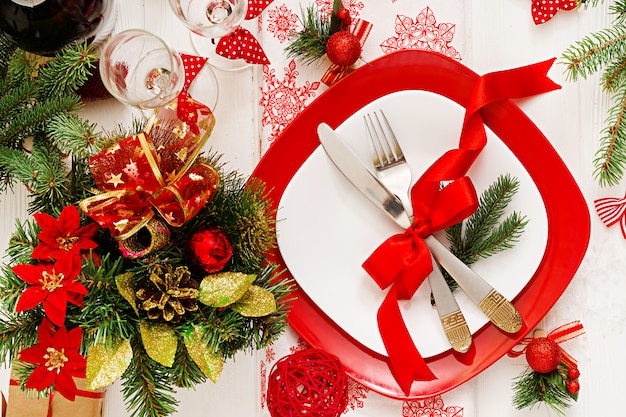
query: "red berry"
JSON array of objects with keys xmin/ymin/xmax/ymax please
[
  {"xmin": 567, "ymin": 380, "xmax": 580, "ymax": 394},
  {"xmin": 337, "ymin": 8, "xmax": 351, "ymax": 25},
  {"xmin": 325, "ymin": 31, "xmax": 361, "ymax": 67},
  {"xmin": 567, "ymin": 367, "xmax": 580, "ymax": 380},
  {"xmin": 525, "ymin": 337, "xmax": 562, "ymax": 373}
]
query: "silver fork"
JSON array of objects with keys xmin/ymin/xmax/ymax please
[
  {"xmin": 364, "ymin": 110, "xmax": 523, "ymax": 336},
  {"xmin": 364, "ymin": 110, "xmax": 472, "ymax": 353}
]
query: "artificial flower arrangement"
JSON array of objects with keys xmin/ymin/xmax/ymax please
[{"xmin": 0, "ymin": 37, "xmax": 291, "ymax": 417}]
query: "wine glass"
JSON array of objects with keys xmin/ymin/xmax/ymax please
[
  {"xmin": 168, "ymin": 0, "xmax": 249, "ymax": 71},
  {"xmin": 99, "ymin": 29, "xmax": 186, "ymax": 109}
]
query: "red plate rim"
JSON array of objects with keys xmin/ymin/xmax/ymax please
[{"xmin": 251, "ymin": 50, "xmax": 590, "ymax": 399}]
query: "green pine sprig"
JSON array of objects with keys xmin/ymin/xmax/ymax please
[
  {"xmin": 284, "ymin": 0, "xmax": 345, "ymax": 64},
  {"xmin": 562, "ymin": 0, "xmax": 626, "ymax": 185},
  {"xmin": 444, "ymin": 174, "xmax": 528, "ymax": 290},
  {"xmin": 512, "ymin": 365, "xmax": 578, "ymax": 415}
]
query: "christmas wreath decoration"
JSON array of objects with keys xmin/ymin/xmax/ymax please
[{"xmin": 0, "ymin": 36, "xmax": 292, "ymax": 417}]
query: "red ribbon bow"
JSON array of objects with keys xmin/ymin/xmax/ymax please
[
  {"xmin": 362, "ymin": 59, "xmax": 561, "ymax": 394},
  {"xmin": 321, "ymin": 19, "xmax": 373, "ymax": 86},
  {"xmin": 79, "ymin": 73, "xmax": 218, "ymax": 241},
  {"xmin": 215, "ymin": 0, "xmax": 272, "ymax": 64},
  {"xmin": 532, "ymin": 0, "xmax": 577, "ymax": 25},
  {"xmin": 595, "ymin": 193, "xmax": 626, "ymax": 238},
  {"xmin": 508, "ymin": 321, "xmax": 585, "ymax": 369}
]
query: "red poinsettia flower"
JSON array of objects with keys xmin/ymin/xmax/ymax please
[
  {"xmin": 18, "ymin": 318, "xmax": 86, "ymax": 401},
  {"xmin": 31, "ymin": 205, "xmax": 98, "ymax": 261},
  {"xmin": 12, "ymin": 255, "xmax": 87, "ymax": 326}
]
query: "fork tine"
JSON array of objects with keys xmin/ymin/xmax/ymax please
[
  {"xmin": 364, "ymin": 113, "xmax": 384, "ymax": 168},
  {"xmin": 376, "ymin": 110, "xmax": 404, "ymax": 162}
]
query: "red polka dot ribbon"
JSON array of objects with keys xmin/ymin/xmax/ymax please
[
  {"xmin": 531, "ymin": 0, "xmax": 577, "ymax": 25},
  {"xmin": 595, "ymin": 192, "xmax": 626, "ymax": 238},
  {"xmin": 215, "ymin": 0, "xmax": 273, "ymax": 64},
  {"xmin": 178, "ymin": 53, "xmax": 211, "ymax": 134}
]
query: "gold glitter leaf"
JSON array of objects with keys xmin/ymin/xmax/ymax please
[
  {"xmin": 183, "ymin": 325, "xmax": 224, "ymax": 383},
  {"xmin": 86, "ymin": 340, "xmax": 133, "ymax": 390},
  {"xmin": 198, "ymin": 272, "xmax": 256, "ymax": 308},
  {"xmin": 116, "ymin": 272, "xmax": 138, "ymax": 315},
  {"xmin": 139, "ymin": 322, "xmax": 178, "ymax": 367},
  {"xmin": 231, "ymin": 285, "xmax": 277, "ymax": 317}
]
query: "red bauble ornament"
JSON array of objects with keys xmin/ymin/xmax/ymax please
[
  {"xmin": 567, "ymin": 379, "xmax": 580, "ymax": 394},
  {"xmin": 267, "ymin": 349, "xmax": 348, "ymax": 417},
  {"xmin": 187, "ymin": 227, "xmax": 233, "ymax": 273},
  {"xmin": 525, "ymin": 337, "xmax": 562, "ymax": 373},
  {"xmin": 325, "ymin": 31, "xmax": 361, "ymax": 67}
]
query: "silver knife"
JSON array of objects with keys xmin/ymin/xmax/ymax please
[
  {"xmin": 318, "ymin": 123, "xmax": 471, "ymax": 352},
  {"xmin": 317, "ymin": 123, "xmax": 522, "ymax": 335}
]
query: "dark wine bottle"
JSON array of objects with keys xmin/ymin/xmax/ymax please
[{"xmin": 0, "ymin": 0, "xmax": 104, "ymax": 56}]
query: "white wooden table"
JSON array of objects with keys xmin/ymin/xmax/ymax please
[{"xmin": 1, "ymin": 1, "xmax": 624, "ymax": 416}]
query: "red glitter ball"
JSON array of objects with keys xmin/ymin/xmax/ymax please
[
  {"xmin": 525, "ymin": 337, "xmax": 562, "ymax": 373},
  {"xmin": 188, "ymin": 227, "xmax": 232, "ymax": 273},
  {"xmin": 325, "ymin": 31, "xmax": 361, "ymax": 67}
]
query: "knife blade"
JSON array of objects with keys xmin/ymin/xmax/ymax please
[
  {"xmin": 318, "ymin": 122, "xmax": 471, "ymax": 353},
  {"xmin": 317, "ymin": 122, "xmax": 522, "ymax": 335}
]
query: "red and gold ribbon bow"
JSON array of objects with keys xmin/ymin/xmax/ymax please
[
  {"xmin": 508, "ymin": 321, "xmax": 585, "ymax": 369},
  {"xmin": 532, "ymin": 0, "xmax": 577, "ymax": 25},
  {"xmin": 595, "ymin": 193, "xmax": 626, "ymax": 238},
  {"xmin": 362, "ymin": 59, "xmax": 561, "ymax": 394},
  {"xmin": 79, "ymin": 78, "xmax": 217, "ymax": 242},
  {"xmin": 321, "ymin": 19, "xmax": 373, "ymax": 86},
  {"xmin": 215, "ymin": 0, "xmax": 273, "ymax": 64}
]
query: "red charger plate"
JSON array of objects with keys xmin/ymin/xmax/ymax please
[{"xmin": 251, "ymin": 50, "xmax": 590, "ymax": 398}]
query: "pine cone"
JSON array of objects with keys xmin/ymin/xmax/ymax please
[{"xmin": 136, "ymin": 263, "xmax": 199, "ymax": 322}]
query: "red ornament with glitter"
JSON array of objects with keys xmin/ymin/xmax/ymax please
[
  {"xmin": 188, "ymin": 227, "xmax": 233, "ymax": 273},
  {"xmin": 325, "ymin": 31, "xmax": 361, "ymax": 67}
]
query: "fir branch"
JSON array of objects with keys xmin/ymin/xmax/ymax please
[
  {"xmin": 285, "ymin": 5, "xmax": 332, "ymax": 64},
  {"xmin": 561, "ymin": 24, "xmax": 626, "ymax": 82},
  {"xmin": 444, "ymin": 175, "xmax": 527, "ymax": 291},
  {"xmin": 448, "ymin": 174, "xmax": 527, "ymax": 264},
  {"xmin": 593, "ymin": 84, "xmax": 626, "ymax": 185},
  {"xmin": 0, "ymin": 94, "xmax": 82, "ymax": 147},
  {"xmin": 0, "ymin": 35, "xmax": 17, "ymax": 78},
  {"xmin": 512, "ymin": 366, "xmax": 576, "ymax": 415},
  {"xmin": 0, "ymin": 312, "xmax": 41, "ymax": 363},
  {"xmin": 76, "ymin": 254, "xmax": 137, "ymax": 348},
  {"xmin": 47, "ymin": 112, "xmax": 102, "ymax": 159},
  {"xmin": 122, "ymin": 334, "xmax": 179, "ymax": 417},
  {"xmin": 37, "ymin": 42, "xmax": 97, "ymax": 100},
  {"xmin": 167, "ymin": 342, "xmax": 207, "ymax": 388},
  {"xmin": 27, "ymin": 138, "xmax": 73, "ymax": 214}
]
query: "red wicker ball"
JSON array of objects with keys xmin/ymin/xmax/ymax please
[{"xmin": 267, "ymin": 349, "xmax": 348, "ymax": 417}]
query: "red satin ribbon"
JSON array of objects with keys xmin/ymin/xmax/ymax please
[
  {"xmin": 362, "ymin": 58, "xmax": 561, "ymax": 394},
  {"xmin": 9, "ymin": 379, "xmax": 105, "ymax": 417},
  {"xmin": 321, "ymin": 19, "xmax": 373, "ymax": 86},
  {"xmin": 508, "ymin": 321, "xmax": 585, "ymax": 369}
]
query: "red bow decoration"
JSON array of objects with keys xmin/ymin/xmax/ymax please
[
  {"xmin": 362, "ymin": 59, "xmax": 561, "ymax": 394},
  {"xmin": 508, "ymin": 321, "xmax": 585, "ymax": 369},
  {"xmin": 215, "ymin": 0, "xmax": 273, "ymax": 64},
  {"xmin": 531, "ymin": 0, "xmax": 577, "ymax": 25},
  {"xmin": 595, "ymin": 193, "xmax": 626, "ymax": 238},
  {"xmin": 79, "ymin": 79, "xmax": 217, "ymax": 242},
  {"xmin": 321, "ymin": 19, "xmax": 373, "ymax": 86}
]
